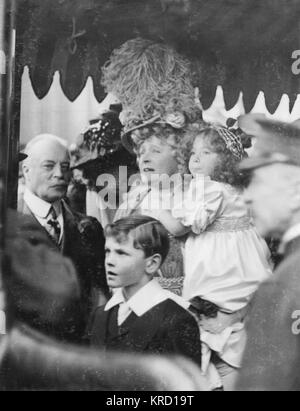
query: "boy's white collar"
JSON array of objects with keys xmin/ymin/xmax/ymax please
[{"xmin": 105, "ymin": 279, "xmax": 189, "ymax": 316}]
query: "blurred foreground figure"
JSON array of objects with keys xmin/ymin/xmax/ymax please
[
  {"xmin": 0, "ymin": 324, "xmax": 208, "ymax": 391},
  {"xmin": 3, "ymin": 238, "xmax": 83, "ymax": 343},
  {"xmin": 237, "ymin": 116, "xmax": 300, "ymax": 391},
  {"xmin": 0, "ymin": 222, "xmax": 208, "ymax": 391}
]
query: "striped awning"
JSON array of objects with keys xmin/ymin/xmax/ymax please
[{"xmin": 16, "ymin": 0, "xmax": 300, "ymax": 112}]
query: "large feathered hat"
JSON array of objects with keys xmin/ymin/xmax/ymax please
[{"xmin": 101, "ymin": 38, "xmax": 202, "ymax": 140}]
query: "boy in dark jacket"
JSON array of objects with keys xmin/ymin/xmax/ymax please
[{"xmin": 89, "ymin": 215, "xmax": 202, "ymax": 369}]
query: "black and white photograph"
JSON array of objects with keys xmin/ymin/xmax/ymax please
[{"xmin": 1, "ymin": 0, "xmax": 300, "ymax": 393}]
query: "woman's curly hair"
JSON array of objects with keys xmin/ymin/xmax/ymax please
[
  {"xmin": 131, "ymin": 123, "xmax": 194, "ymax": 175},
  {"xmin": 188, "ymin": 125, "xmax": 251, "ymax": 189}
]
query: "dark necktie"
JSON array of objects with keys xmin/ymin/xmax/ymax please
[{"xmin": 47, "ymin": 206, "xmax": 61, "ymax": 244}]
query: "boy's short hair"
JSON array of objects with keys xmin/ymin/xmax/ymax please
[{"xmin": 105, "ymin": 215, "xmax": 170, "ymax": 265}]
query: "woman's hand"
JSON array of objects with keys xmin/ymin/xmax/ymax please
[{"xmin": 148, "ymin": 209, "xmax": 190, "ymax": 237}]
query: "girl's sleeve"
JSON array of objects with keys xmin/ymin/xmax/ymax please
[{"xmin": 172, "ymin": 181, "xmax": 224, "ymax": 234}]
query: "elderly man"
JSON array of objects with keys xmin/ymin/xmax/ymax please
[
  {"xmin": 19, "ymin": 134, "xmax": 109, "ymax": 342},
  {"xmin": 236, "ymin": 117, "xmax": 300, "ymax": 391}
]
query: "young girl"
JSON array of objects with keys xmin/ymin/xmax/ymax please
[{"xmin": 152, "ymin": 124, "xmax": 272, "ymax": 390}]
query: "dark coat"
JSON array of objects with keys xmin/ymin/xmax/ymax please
[
  {"xmin": 90, "ymin": 299, "xmax": 202, "ymax": 369},
  {"xmin": 18, "ymin": 198, "xmax": 109, "ymax": 331},
  {"xmin": 237, "ymin": 235, "xmax": 300, "ymax": 391}
]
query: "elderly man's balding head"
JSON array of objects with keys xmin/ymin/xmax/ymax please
[
  {"xmin": 24, "ymin": 134, "xmax": 68, "ymax": 160},
  {"xmin": 23, "ymin": 134, "xmax": 71, "ymax": 203}
]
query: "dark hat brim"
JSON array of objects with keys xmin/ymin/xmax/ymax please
[
  {"xmin": 121, "ymin": 115, "xmax": 162, "ymax": 153},
  {"xmin": 71, "ymin": 157, "xmax": 101, "ymax": 171},
  {"xmin": 255, "ymin": 117, "xmax": 300, "ymax": 139},
  {"xmin": 121, "ymin": 132, "xmax": 135, "ymax": 154},
  {"xmin": 239, "ymin": 153, "xmax": 293, "ymax": 171},
  {"xmin": 238, "ymin": 115, "xmax": 300, "ymax": 171},
  {"xmin": 18, "ymin": 152, "xmax": 27, "ymax": 162},
  {"xmin": 238, "ymin": 113, "xmax": 267, "ymax": 136},
  {"xmin": 239, "ymin": 157, "xmax": 275, "ymax": 171},
  {"xmin": 71, "ymin": 144, "xmax": 132, "ymax": 171}
]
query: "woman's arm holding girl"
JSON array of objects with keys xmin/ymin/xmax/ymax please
[{"xmin": 150, "ymin": 208, "xmax": 191, "ymax": 237}]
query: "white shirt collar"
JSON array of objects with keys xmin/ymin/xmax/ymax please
[
  {"xmin": 281, "ymin": 223, "xmax": 300, "ymax": 248},
  {"xmin": 24, "ymin": 188, "xmax": 61, "ymax": 219},
  {"xmin": 105, "ymin": 278, "xmax": 189, "ymax": 316}
]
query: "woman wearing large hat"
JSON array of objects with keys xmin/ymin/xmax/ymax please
[{"xmin": 101, "ymin": 38, "xmax": 203, "ymax": 295}]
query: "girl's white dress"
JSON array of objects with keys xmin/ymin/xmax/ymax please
[{"xmin": 173, "ymin": 175, "xmax": 273, "ymax": 369}]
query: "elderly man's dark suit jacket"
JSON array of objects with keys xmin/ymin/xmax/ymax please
[
  {"xmin": 237, "ymin": 236, "xmax": 300, "ymax": 391},
  {"xmin": 90, "ymin": 299, "xmax": 202, "ymax": 369},
  {"xmin": 18, "ymin": 198, "xmax": 109, "ymax": 337}
]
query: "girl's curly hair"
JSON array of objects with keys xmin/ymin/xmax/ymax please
[
  {"xmin": 189, "ymin": 125, "xmax": 251, "ymax": 189},
  {"xmin": 131, "ymin": 123, "xmax": 194, "ymax": 175}
]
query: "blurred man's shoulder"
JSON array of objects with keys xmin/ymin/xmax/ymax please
[{"xmin": 6, "ymin": 208, "xmax": 52, "ymax": 246}]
